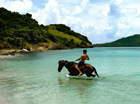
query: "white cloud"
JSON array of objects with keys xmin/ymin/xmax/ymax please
[
  {"xmin": 0, "ymin": 0, "xmax": 33, "ymax": 13},
  {"xmin": 107, "ymin": 0, "xmax": 140, "ymax": 40},
  {"xmin": 80, "ymin": 0, "xmax": 89, "ymax": 7},
  {"xmin": 32, "ymin": 0, "xmax": 61, "ymax": 25},
  {"xmin": 73, "ymin": 6, "xmax": 82, "ymax": 14}
]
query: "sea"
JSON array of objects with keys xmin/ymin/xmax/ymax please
[{"xmin": 0, "ymin": 47, "xmax": 140, "ymax": 104}]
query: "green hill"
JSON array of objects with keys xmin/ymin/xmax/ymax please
[
  {"xmin": 94, "ymin": 34, "xmax": 140, "ymax": 47},
  {"xmin": 0, "ymin": 7, "xmax": 92, "ymax": 50}
]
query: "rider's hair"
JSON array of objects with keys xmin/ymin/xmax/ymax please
[{"xmin": 83, "ymin": 50, "xmax": 87, "ymax": 53}]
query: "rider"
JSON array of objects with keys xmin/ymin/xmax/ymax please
[{"xmin": 75, "ymin": 50, "xmax": 89, "ymax": 75}]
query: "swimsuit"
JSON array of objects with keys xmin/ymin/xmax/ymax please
[{"xmin": 77, "ymin": 62, "xmax": 84, "ymax": 68}]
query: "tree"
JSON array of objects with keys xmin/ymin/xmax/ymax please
[
  {"xmin": 26, "ymin": 13, "xmax": 32, "ymax": 18},
  {"xmin": 19, "ymin": 32, "xmax": 30, "ymax": 49},
  {"xmin": 0, "ymin": 19, "xmax": 5, "ymax": 30}
]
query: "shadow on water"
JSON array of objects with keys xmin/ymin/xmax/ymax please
[
  {"xmin": 56, "ymin": 76, "xmax": 107, "ymax": 104},
  {"xmin": 57, "ymin": 77, "xmax": 99, "ymax": 95}
]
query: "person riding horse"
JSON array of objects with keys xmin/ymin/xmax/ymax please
[
  {"xmin": 58, "ymin": 60, "xmax": 99, "ymax": 77},
  {"xmin": 75, "ymin": 50, "xmax": 89, "ymax": 75},
  {"xmin": 58, "ymin": 50, "xmax": 99, "ymax": 77}
]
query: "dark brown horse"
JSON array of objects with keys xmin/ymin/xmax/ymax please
[{"xmin": 58, "ymin": 60, "xmax": 99, "ymax": 77}]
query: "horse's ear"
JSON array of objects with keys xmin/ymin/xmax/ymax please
[{"xmin": 59, "ymin": 60, "xmax": 63, "ymax": 64}]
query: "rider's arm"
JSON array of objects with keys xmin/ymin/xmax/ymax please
[
  {"xmin": 86, "ymin": 55, "xmax": 89, "ymax": 60},
  {"xmin": 75, "ymin": 56, "xmax": 82, "ymax": 61}
]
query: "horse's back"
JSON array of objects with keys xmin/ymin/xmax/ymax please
[{"xmin": 68, "ymin": 61, "xmax": 77, "ymax": 66}]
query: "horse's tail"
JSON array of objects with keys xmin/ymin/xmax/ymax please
[{"xmin": 92, "ymin": 66, "xmax": 99, "ymax": 77}]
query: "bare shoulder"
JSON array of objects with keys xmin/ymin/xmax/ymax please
[
  {"xmin": 82, "ymin": 54, "xmax": 88, "ymax": 58},
  {"xmin": 85, "ymin": 54, "xmax": 89, "ymax": 57},
  {"xmin": 81, "ymin": 54, "xmax": 85, "ymax": 57}
]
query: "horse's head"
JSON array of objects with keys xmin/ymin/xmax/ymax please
[{"xmin": 58, "ymin": 60, "xmax": 68, "ymax": 72}]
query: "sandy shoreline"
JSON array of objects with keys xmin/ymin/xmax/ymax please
[
  {"xmin": 0, "ymin": 46, "xmax": 65, "ymax": 59},
  {"xmin": 0, "ymin": 46, "xmax": 50, "ymax": 54},
  {"xmin": 0, "ymin": 49, "xmax": 15, "ymax": 59},
  {"xmin": 0, "ymin": 49, "xmax": 16, "ymax": 54},
  {"xmin": 0, "ymin": 45, "xmax": 62, "ymax": 58},
  {"xmin": 0, "ymin": 44, "xmax": 70, "ymax": 55},
  {"xmin": 0, "ymin": 44, "xmax": 92, "ymax": 59},
  {"xmin": 0, "ymin": 48, "xmax": 44, "ymax": 59}
]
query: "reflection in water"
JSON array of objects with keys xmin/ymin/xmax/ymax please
[{"xmin": 57, "ymin": 77, "xmax": 99, "ymax": 103}]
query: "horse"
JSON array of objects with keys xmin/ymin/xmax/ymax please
[{"xmin": 58, "ymin": 60, "xmax": 99, "ymax": 77}]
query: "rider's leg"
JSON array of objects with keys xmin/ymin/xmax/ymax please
[{"xmin": 75, "ymin": 65, "xmax": 82, "ymax": 75}]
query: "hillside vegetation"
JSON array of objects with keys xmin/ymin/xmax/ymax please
[
  {"xmin": 94, "ymin": 34, "xmax": 140, "ymax": 47},
  {"xmin": 0, "ymin": 7, "xmax": 92, "ymax": 50}
]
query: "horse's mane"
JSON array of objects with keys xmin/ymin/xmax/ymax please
[
  {"xmin": 60, "ymin": 60, "xmax": 76, "ymax": 66},
  {"xmin": 67, "ymin": 61, "xmax": 76, "ymax": 66},
  {"xmin": 69, "ymin": 61, "xmax": 76, "ymax": 64}
]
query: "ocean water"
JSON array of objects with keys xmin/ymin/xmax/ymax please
[{"xmin": 0, "ymin": 47, "xmax": 140, "ymax": 104}]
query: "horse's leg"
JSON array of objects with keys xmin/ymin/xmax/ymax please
[
  {"xmin": 69, "ymin": 67, "xmax": 79, "ymax": 76},
  {"xmin": 84, "ymin": 65, "xmax": 93, "ymax": 77},
  {"xmin": 84, "ymin": 64, "xmax": 99, "ymax": 77},
  {"xmin": 86, "ymin": 73, "xmax": 91, "ymax": 77},
  {"xmin": 85, "ymin": 69, "xmax": 93, "ymax": 77},
  {"xmin": 85, "ymin": 71, "xmax": 96, "ymax": 77},
  {"xmin": 91, "ymin": 74, "xmax": 96, "ymax": 77}
]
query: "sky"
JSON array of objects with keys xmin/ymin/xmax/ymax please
[{"xmin": 1, "ymin": 0, "xmax": 140, "ymax": 44}]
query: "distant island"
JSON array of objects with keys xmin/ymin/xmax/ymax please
[
  {"xmin": 0, "ymin": 7, "xmax": 92, "ymax": 53},
  {"xmin": 94, "ymin": 34, "xmax": 140, "ymax": 47}
]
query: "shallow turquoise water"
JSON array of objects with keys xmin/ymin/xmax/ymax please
[{"xmin": 0, "ymin": 47, "xmax": 140, "ymax": 104}]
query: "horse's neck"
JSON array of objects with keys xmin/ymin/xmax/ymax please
[
  {"xmin": 64, "ymin": 64, "xmax": 69, "ymax": 69},
  {"xmin": 65, "ymin": 62, "xmax": 75, "ymax": 70}
]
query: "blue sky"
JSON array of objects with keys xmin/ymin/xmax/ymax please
[{"xmin": 1, "ymin": 0, "xmax": 140, "ymax": 44}]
